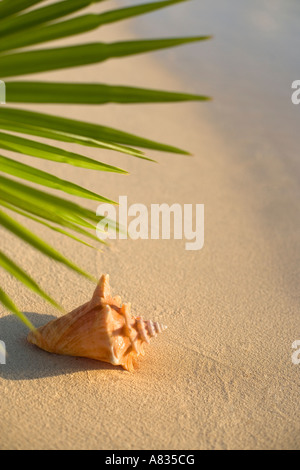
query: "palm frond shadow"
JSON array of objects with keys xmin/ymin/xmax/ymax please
[{"xmin": 0, "ymin": 312, "xmax": 122, "ymax": 381}]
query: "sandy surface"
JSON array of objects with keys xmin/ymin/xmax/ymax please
[{"xmin": 0, "ymin": 2, "xmax": 299, "ymax": 450}]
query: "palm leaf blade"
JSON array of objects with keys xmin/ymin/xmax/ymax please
[
  {"xmin": 0, "ymin": 0, "xmax": 189, "ymax": 53},
  {"xmin": 0, "ymin": 194, "xmax": 103, "ymax": 244},
  {"xmin": 0, "ymin": 121, "xmax": 148, "ymax": 160},
  {"xmin": 0, "ymin": 200, "xmax": 97, "ymax": 249},
  {"xmin": 0, "ymin": 108, "xmax": 190, "ymax": 155},
  {"xmin": 0, "ymin": 287, "xmax": 35, "ymax": 330},
  {"xmin": 0, "ymin": 250, "xmax": 62, "ymax": 311},
  {"xmin": 0, "ymin": 175, "xmax": 99, "ymax": 226},
  {"xmin": 0, "ymin": 0, "xmax": 106, "ymax": 38},
  {"xmin": 0, "ymin": 0, "xmax": 45, "ymax": 20},
  {"xmin": 0, "ymin": 131, "xmax": 131, "ymax": 171},
  {"xmin": 0, "ymin": 208, "xmax": 96, "ymax": 281},
  {"xmin": 0, "ymin": 37, "xmax": 211, "ymax": 79},
  {"xmin": 0, "ymin": 154, "xmax": 120, "ymax": 203},
  {"xmin": 6, "ymin": 81, "xmax": 210, "ymax": 104}
]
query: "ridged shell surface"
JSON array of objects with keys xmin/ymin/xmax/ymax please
[{"xmin": 27, "ymin": 275, "xmax": 167, "ymax": 371}]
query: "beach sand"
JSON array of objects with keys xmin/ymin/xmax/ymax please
[{"xmin": 0, "ymin": 1, "xmax": 299, "ymax": 450}]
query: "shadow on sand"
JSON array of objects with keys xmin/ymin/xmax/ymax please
[{"xmin": 0, "ymin": 312, "xmax": 122, "ymax": 381}]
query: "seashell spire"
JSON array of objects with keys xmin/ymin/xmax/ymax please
[{"xmin": 27, "ymin": 275, "xmax": 167, "ymax": 372}]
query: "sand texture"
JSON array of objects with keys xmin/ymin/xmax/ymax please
[{"xmin": 0, "ymin": 2, "xmax": 299, "ymax": 450}]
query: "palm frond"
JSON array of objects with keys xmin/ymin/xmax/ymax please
[
  {"xmin": 0, "ymin": 250, "xmax": 62, "ymax": 311},
  {"xmin": 6, "ymin": 82, "xmax": 210, "ymax": 105},
  {"xmin": 0, "ymin": 107, "xmax": 191, "ymax": 154},
  {"xmin": 0, "ymin": 0, "xmax": 106, "ymax": 38},
  {"xmin": 0, "ymin": 37, "xmax": 210, "ymax": 78},
  {"xmin": 0, "ymin": 287, "xmax": 35, "ymax": 330},
  {"xmin": 0, "ymin": 154, "xmax": 121, "ymax": 202},
  {"xmin": 0, "ymin": 0, "xmax": 211, "ymax": 327},
  {"xmin": 0, "ymin": 0, "xmax": 46, "ymax": 20},
  {"xmin": 0, "ymin": 131, "xmax": 129, "ymax": 173},
  {"xmin": 0, "ymin": 200, "xmax": 97, "ymax": 249},
  {"xmin": 0, "ymin": 196, "xmax": 103, "ymax": 244},
  {"xmin": 0, "ymin": 0, "xmax": 188, "ymax": 52},
  {"xmin": 0, "ymin": 208, "xmax": 97, "ymax": 281},
  {"xmin": 0, "ymin": 175, "xmax": 102, "ymax": 227}
]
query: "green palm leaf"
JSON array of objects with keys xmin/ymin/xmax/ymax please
[
  {"xmin": 0, "ymin": 250, "xmax": 62, "ymax": 311},
  {"xmin": 0, "ymin": 194, "xmax": 103, "ymax": 244},
  {"xmin": 0, "ymin": 114, "xmax": 151, "ymax": 159},
  {"xmin": 0, "ymin": 0, "xmax": 46, "ymax": 20},
  {"xmin": 0, "ymin": 107, "xmax": 190, "ymax": 154},
  {"xmin": 0, "ymin": 287, "xmax": 35, "ymax": 331},
  {"xmin": 0, "ymin": 37, "xmax": 210, "ymax": 78},
  {"xmin": 0, "ymin": 175, "xmax": 102, "ymax": 226},
  {"xmin": 0, "ymin": 154, "xmax": 121, "ymax": 203},
  {"xmin": 0, "ymin": 0, "xmax": 211, "ymax": 326},
  {"xmin": 0, "ymin": 0, "xmax": 106, "ymax": 38},
  {"xmin": 0, "ymin": 131, "xmax": 131, "ymax": 171},
  {"xmin": 0, "ymin": 0, "xmax": 188, "ymax": 53},
  {"xmin": 6, "ymin": 81, "xmax": 210, "ymax": 104},
  {"xmin": 0, "ymin": 200, "xmax": 97, "ymax": 249},
  {"xmin": 0, "ymin": 208, "xmax": 97, "ymax": 281}
]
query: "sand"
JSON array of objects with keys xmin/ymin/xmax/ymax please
[{"xmin": 0, "ymin": 1, "xmax": 299, "ymax": 450}]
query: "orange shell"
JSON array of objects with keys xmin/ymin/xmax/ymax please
[{"xmin": 27, "ymin": 275, "xmax": 167, "ymax": 371}]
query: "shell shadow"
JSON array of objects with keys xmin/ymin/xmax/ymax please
[{"xmin": 0, "ymin": 312, "xmax": 122, "ymax": 381}]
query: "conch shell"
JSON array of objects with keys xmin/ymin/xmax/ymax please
[{"xmin": 27, "ymin": 275, "xmax": 167, "ymax": 371}]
